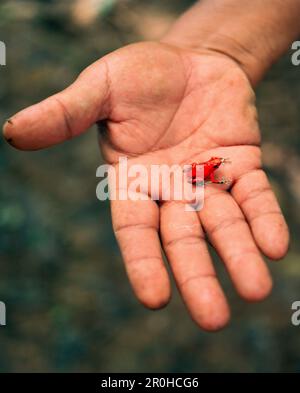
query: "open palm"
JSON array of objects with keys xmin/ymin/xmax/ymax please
[{"xmin": 4, "ymin": 42, "xmax": 289, "ymax": 330}]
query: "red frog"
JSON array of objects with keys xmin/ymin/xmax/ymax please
[{"xmin": 184, "ymin": 157, "xmax": 231, "ymax": 185}]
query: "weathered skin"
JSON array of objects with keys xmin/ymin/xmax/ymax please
[
  {"xmin": 186, "ymin": 157, "xmax": 231, "ymax": 185},
  {"xmin": 2, "ymin": 42, "xmax": 289, "ymax": 331}
]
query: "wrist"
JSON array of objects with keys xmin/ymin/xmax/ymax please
[
  {"xmin": 193, "ymin": 33, "xmax": 269, "ymax": 87},
  {"xmin": 161, "ymin": 0, "xmax": 300, "ymax": 87},
  {"xmin": 161, "ymin": 33, "xmax": 264, "ymax": 87}
]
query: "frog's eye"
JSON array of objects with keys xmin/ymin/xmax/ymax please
[{"xmin": 214, "ymin": 164, "xmax": 219, "ymax": 168}]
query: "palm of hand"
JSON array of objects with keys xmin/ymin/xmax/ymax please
[
  {"xmin": 4, "ymin": 42, "xmax": 289, "ymax": 330},
  {"xmin": 98, "ymin": 42, "xmax": 288, "ymax": 330}
]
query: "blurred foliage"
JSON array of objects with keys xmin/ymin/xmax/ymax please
[{"xmin": 0, "ymin": 0, "xmax": 300, "ymax": 373}]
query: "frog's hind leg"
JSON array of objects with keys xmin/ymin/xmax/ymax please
[
  {"xmin": 194, "ymin": 180, "xmax": 205, "ymax": 186},
  {"xmin": 187, "ymin": 178, "xmax": 205, "ymax": 186}
]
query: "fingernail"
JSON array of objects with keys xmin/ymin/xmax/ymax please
[
  {"xmin": 2, "ymin": 118, "xmax": 14, "ymax": 145},
  {"xmin": 6, "ymin": 118, "xmax": 13, "ymax": 125}
]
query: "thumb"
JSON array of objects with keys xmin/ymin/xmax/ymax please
[{"xmin": 3, "ymin": 59, "xmax": 110, "ymax": 150}]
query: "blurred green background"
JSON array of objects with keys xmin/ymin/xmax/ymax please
[{"xmin": 0, "ymin": 0, "xmax": 300, "ymax": 373}]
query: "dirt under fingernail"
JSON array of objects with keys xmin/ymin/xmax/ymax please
[{"xmin": 3, "ymin": 134, "xmax": 14, "ymax": 145}]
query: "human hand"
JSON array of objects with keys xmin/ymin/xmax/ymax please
[{"xmin": 3, "ymin": 42, "xmax": 289, "ymax": 330}]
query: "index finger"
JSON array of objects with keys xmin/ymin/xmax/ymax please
[{"xmin": 111, "ymin": 197, "xmax": 171, "ymax": 310}]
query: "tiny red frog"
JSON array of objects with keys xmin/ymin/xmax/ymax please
[{"xmin": 184, "ymin": 157, "xmax": 231, "ymax": 185}]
